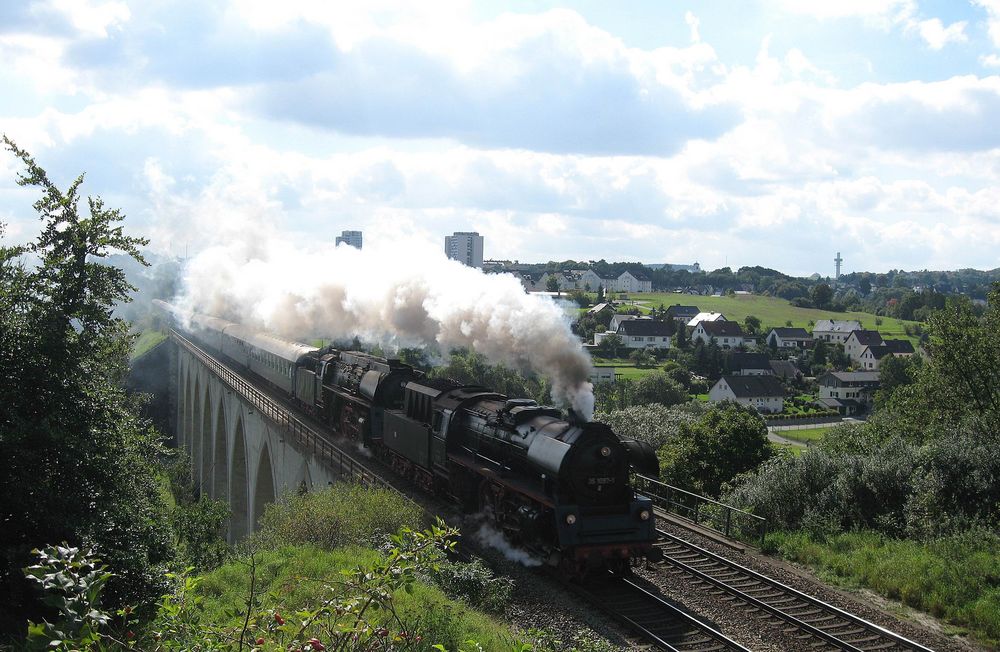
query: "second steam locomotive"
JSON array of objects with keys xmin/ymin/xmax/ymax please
[{"xmin": 161, "ymin": 302, "xmax": 660, "ymax": 572}]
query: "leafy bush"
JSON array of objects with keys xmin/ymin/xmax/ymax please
[
  {"xmin": 427, "ymin": 558, "xmax": 513, "ymax": 614},
  {"xmin": 595, "ymin": 403, "xmax": 705, "ymax": 451},
  {"xmin": 254, "ymin": 483, "xmax": 426, "ymax": 551}
]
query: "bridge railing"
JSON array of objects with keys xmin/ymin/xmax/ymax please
[
  {"xmin": 170, "ymin": 329, "xmax": 408, "ymax": 500},
  {"xmin": 633, "ymin": 473, "xmax": 767, "ymax": 545}
]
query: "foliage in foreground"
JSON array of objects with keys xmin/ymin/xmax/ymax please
[
  {"xmin": 0, "ymin": 137, "xmax": 174, "ymax": 636},
  {"xmin": 764, "ymin": 528, "xmax": 1000, "ymax": 643}
]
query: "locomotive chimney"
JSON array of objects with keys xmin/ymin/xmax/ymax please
[{"xmin": 567, "ymin": 407, "xmax": 586, "ymax": 425}]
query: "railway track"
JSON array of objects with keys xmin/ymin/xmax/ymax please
[
  {"xmin": 569, "ymin": 572, "xmax": 750, "ymax": 652},
  {"xmin": 654, "ymin": 529, "xmax": 935, "ymax": 652}
]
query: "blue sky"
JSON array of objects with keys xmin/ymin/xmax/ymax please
[{"xmin": 2, "ymin": 0, "xmax": 999, "ymax": 276}]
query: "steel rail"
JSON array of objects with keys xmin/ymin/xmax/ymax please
[
  {"xmin": 566, "ymin": 573, "xmax": 751, "ymax": 652},
  {"xmin": 656, "ymin": 529, "xmax": 936, "ymax": 652}
]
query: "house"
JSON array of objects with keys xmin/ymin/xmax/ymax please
[
  {"xmin": 816, "ymin": 371, "xmax": 880, "ymax": 415},
  {"xmin": 616, "ymin": 270, "xmax": 652, "ymax": 293},
  {"xmin": 665, "ymin": 304, "xmax": 700, "ymax": 322},
  {"xmin": 616, "ymin": 319, "xmax": 673, "ymax": 349},
  {"xmin": 844, "ymin": 330, "xmax": 884, "ymax": 362},
  {"xmin": 691, "ymin": 320, "xmax": 746, "ymax": 349},
  {"xmin": 687, "ymin": 311, "xmax": 727, "ymax": 327},
  {"xmin": 586, "ymin": 302, "xmax": 615, "ymax": 316},
  {"xmin": 812, "ymin": 320, "xmax": 862, "ymax": 344},
  {"xmin": 766, "ymin": 327, "xmax": 814, "ymax": 350},
  {"xmin": 769, "ymin": 359, "xmax": 800, "ymax": 380},
  {"xmin": 609, "ymin": 313, "xmax": 643, "ymax": 332},
  {"xmin": 858, "ymin": 339, "xmax": 916, "ymax": 371},
  {"xmin": 724, "ymin": 352, "xmax": 773, "ymax": 376},
  {"xmin": 575, "ymin": 269, "xmax": 605, "ymax": 292},
  {"xmin": 709, "ymin": 375, "xmax": 785, "ymax": 413}
]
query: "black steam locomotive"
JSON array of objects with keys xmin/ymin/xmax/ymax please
[{"xmin": 161, "ymin": 302, "xmax": 660, "ymax": 573}]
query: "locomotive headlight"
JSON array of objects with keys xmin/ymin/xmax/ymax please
[
  {"xmin": 600, "ymin": 446, "xmax": 611, "ymax": 458},
  {"xmin": 565, "ymin": 514, "xmax": 577, "ymax": 525},
  {"xmin": 639, "ymin": 510, "xmax": 651, "ymax": 521}
]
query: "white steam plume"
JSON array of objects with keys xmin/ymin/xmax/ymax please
[{"xmin": 175, "ymin": 234, "xmax": 595, "ymax": 419}]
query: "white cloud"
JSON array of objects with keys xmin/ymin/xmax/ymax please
[
  {"xmin": 49, "ymin": 0, "xmax": 130, "ymax": 38},
  {"xmin": 982, "ymin": 53, "xmax": 1000, "ymax": 67},
  {"xmin": 914, "ymin": 18, "xmax": 968, "ymax": 50},
  {"xmin": 685, "ymin": 11, "xmax": 700, "ymax": 43},
  {"xmin": 974, "ymin": 0, "xmax": 1000, "ymax": 47}
]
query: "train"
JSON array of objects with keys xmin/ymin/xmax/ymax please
[{"xmin": 157, "ymin": 301, "xmax": 660, "ymax": 574}]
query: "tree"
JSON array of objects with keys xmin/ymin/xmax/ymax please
[
  {"xmin": 545, "ymin": 275, "xmax": 560, "ymax": 294},
  {"xmin": 629, "ymin": 346, "xmax": 655, "ymax": 369},
  {"xmin": 743, "ymin": 314, "xmax": 761, "ymax": 335},
  {"xmin": 811, "ymin": 283, "xmax": 833, "ymax": 309},
  {"xmin": 859, "ymin": 277, "xmax": 872, "ymax": 296},
  {"xmin": 596, "ymin": 284, "xmax": 605, "ymax": 303},
  {"xmin": 673, "ymin": 324, "xmax": 689, "ymax": 349},
  {"xmin": 659, "ymin": 401, "xmax": 772, "ymax": 496},
  {"xmin": 597, "ymin": 333, "xmax": 624, "ymax": 359},
  {"xmin": 632, "ymin": 372, "xmax": 688, "ymax": 407},
  {"xmin": 0, "ymin": 138, "xmax": 174, "ymax": 634},
  {"xmin": 812, "ymin": 338, "xmax": 828, "ymax": 367}
]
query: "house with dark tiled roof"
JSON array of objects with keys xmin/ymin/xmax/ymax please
[
  {"xmin": 766, "ymin": 327, "xmax": 814, "ymax": 349},
  {"xmin": 858, "ymin": 339, "xmax": 916, "ymax": 370},
  {"xmin": 617, "ymin": 319, "xmax": 672, "ymax": 349},
  {"xmin": 724, "ymin": 352, "xmax": 773, "ymax": 376},
  {"xmin": 692, "ymin": 320, "xmax": 746, "ymax": 349},
  {"xmin": 709, "ymin": 375, "xmax": 785, "ymax": 413},
  {"xmin": 816, "ymin": 371, "xmax": 880, "ymax": 415},
  {"xmin": 665, "ymin": 304, "xmax": 700, "ymax": 322},
  {"xmin": 844, "ymin": 330, "xmax": 884, "ymax": 362}
]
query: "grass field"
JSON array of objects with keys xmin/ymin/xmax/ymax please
[
  {"xmin": 774, "ymin": 426, "xmax": 830, "ymax": 444},
  {"xmin": 613, "ymin": 292, "xmax": 921, "ymax": 343}
]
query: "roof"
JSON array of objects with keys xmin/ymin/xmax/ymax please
[
  {"xmin": 769, "ymin": 327, "xmax": 812, "ymax": 339},
  {"xmin": 848, "ymin": 330, "xmax": 884, "ymax": 346},
  {"xmin": 884, "ymin": 339, "xmax": 915, "ymax": 354},
  {"xmin": 618, "ymin": 320, "xmax": 673, "ymax": 336},
  {"xmin": 813, "ymin": 319, "xmax": 861, "ymax": 333},
  {"xmin": 700, "ymin": 320, "xmax": 745, "ymax": 337},
  {"xmin": 623, "ymin": 270, "xmax": 650, "ymax": 281},
  {"xmin": 666, "ymin": 304, "xmax": 700, "ymax": 317},
  {"xmin": 864, "ymin": 345, "xmax": 894, "ymax": 360},
  {"xmin": 818, "ymin": 371, "xmax": 881, "ymax": 386},
  {"xmin": 587, "ymin": 302, "xmax": 613, "ymax": 314},
  {"xmin": 715, "ymin": 375, "xmax": 785, "ymax": 398},
  {"xmin": 726, "ymin": 352, "xmax": 771, "ymax": 371},
  {"xmin": 687, "ymin": 311, "xmax": 727, "ymax": 327}
]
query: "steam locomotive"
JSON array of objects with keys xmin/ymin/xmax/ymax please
[{"xmin": 159, "ymin": 302, "xmax": 660, "ymax": 573}]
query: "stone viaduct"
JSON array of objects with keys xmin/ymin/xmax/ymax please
[{"xmin": 161, "ymin": 330, "xmax": 390, "ymax": 542}]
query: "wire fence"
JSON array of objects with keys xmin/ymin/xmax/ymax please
[{"xmin": 633, "ymin": 474, "xmax": 767, "ymax": 545}]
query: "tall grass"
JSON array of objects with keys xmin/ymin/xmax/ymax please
[{"xmin": 766, "ymin": 529, "xmax": 1000, "ymax": 644}]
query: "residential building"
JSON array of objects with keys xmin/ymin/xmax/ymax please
[
  {"xmin": 766, "ymin": 327, "xmax": 814, "ymax": 349},
  {"xmin": 609, "ymin": 314, "xmax": 642, "ymax": 332},
  {"xmin": 687, "ymin": 311, "xmax": 727, "ymax": 327},
  {"xmin": 691, "ymin": 320, "xmax": 746, "ymax": 349},
  {"xmin": 812, "ymin": 319, "xmax": 861, "ymax": 344},
  {"xmin": 616, "ymin": 270, "xmax": 652, "ymax": 293},
  {"xmin": 335, "ymin": 230, "xmax": 363, "ymax": 249},
  {"xmin": 445, "ymin": 232, "xmax": 484, "ymax": 268},
  {"xmin": 858, "ymin": 339, "xmax": 916, "ymax": 371},
  {"xmin": 709, "ymin": 375, "xmax": 785, "ymax": 413},
  {"xmin": 724, "ymin": 352, "xmax": 773, "ymax": 376},
  {"xmin": 616, "ymin": 319, "xmax": 673, "ymax": 349},
  {"xmin": 816, "ymin": 371, "xmax": 880, "ymax": 415},
  {"xmin": 665, "ymin": 304, "xmax": 700, "ymax": 322},
  {"xmin": 844, "ymin": 330, "xmax": 884, "ymax": 362}
]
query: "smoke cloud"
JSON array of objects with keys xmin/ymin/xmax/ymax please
[{"xmin": 175, "ymin": 233, "xmax": 595, "ymax": 419}]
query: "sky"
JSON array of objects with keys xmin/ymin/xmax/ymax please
[{"xmin": 1, "ymin": 0, "xmax": 999, "ymax": 277}]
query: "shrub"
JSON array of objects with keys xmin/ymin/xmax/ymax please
[{"xmin": 254, "ymin": 483, "xmax": 425, "ymax": 551}]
